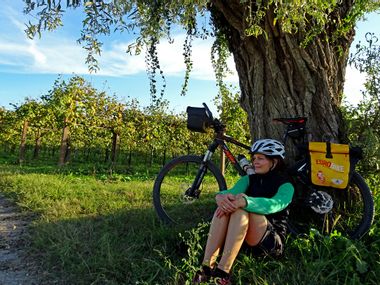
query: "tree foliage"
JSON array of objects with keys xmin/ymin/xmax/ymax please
[
  {"xmin": 23, "ymin": 1, "xmax": 380, "ymax": 97},
  {"xmin": 214, "ymin": 85, "xmax": 249, "ymax": 144},
  {"xmin": 344, "ymin": 32, "xmax": 380, "ymax": 175},
  {"xmin": 21, "ymin": 1, "xmax": 380, "ymax": 169}
]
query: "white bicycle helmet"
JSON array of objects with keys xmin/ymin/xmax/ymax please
[{"xmin": 250, "ymin": 139, "xmax": 285, "ymax": 159}]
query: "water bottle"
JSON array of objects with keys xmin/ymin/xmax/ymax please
[{"xmin": 237, "ymin": 154, "xmax": 255, "ymax": 175}]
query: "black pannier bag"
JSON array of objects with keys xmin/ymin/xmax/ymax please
[{"xmin": 186, "ymin": 106, "xmax": 213, "ymax": 133}]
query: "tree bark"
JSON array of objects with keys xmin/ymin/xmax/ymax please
[
  {"xmin": 58, "ymin": 117, "xmax": 70, "ymax": 166},
  {"xmin": 33, "ymin": 129, "xmax": 41, "ymax": 159},
  {"xmin": 18, "ymin": 120, "xmax": 29, "ymax": 165},
  {"xmin": 210, "ymin": 2, "xmax": 354, "ymax": 149},
  {"xmin": 111, "ymin": 131, "xmax": 120, "ymax": 164},
  {"xmin": 64, "ymin": 138, "xmax": 71, "ymax": 163}
]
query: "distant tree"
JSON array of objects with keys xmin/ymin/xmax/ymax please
[
  {"xmin": 214, "ymin": 84, "xmax": 249, "ymax": 143},
  {"xmin": 0, "ymin": 108, "xmax": 20, "ymax": 154},
  {"xmin": 100, "ymin": 96, "xmax": 124, "ymax": 166},
  {"xmin": 12, "ymin": 99, "xmax": 44, "ymax": 164},
  {"xmin": 344, "ymin": 32, "xmax": 380, "ymax": 175},
  {"xmin": 42, "ymin": 76, "xmax": 100, "ymax": 165}
]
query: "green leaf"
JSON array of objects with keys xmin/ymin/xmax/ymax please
[{"xmin": 356, "ymin": 259, "xmax": 368, "ymax": 274}]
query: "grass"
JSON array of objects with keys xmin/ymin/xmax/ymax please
[
  {"xmin": 0, "ymin": 164, "xmax": 176, "ymax": 284},
  {"xmin": 0, "ymin": 162, "xmax": 379, "ymax": 284}
]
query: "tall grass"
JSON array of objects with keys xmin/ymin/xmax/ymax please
[{"xmin": 0, "ymin": 163, "xmax": 379, "ymax": 284}]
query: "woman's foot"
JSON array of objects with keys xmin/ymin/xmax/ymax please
[
  {"xmin": 192, "ymin": 265, "xmax": 212, "ymax": 284},
  {"xmin": 213, "ymin": 267, "xmax": 232, "ymax": 285}
]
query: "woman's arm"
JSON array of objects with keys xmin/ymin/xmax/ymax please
[
  {"xmin": 243, "ymin": 183, "xmax": 294, "ymax": 214},
  {"xmin": 215, "ymin": 175, "xmax": 250, "ymax": 216},
  {"xmin": 217, "ymin": 175, "xmax": 250, "ymax": 196}
]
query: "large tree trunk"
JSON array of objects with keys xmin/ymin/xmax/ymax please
[{"xmin": 210, "ymin": 2, "xmax": 354, "ymax": 147}]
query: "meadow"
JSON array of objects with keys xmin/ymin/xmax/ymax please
[{"xmin": 0, "ymin": 157, "xmax": 379, "ymax": 284}]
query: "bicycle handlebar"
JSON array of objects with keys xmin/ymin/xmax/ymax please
[
  {"xmin": 201, "ymin": 103, "xmax": 226, "ymax": 132},
  {"xmin": 202, "ymin": 103, "xmax": 214, "ymax": 121}
]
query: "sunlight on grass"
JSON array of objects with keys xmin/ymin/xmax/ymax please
[{"xmin": 0, "ymin": 171, "xmax": 152, "ymax": 220}]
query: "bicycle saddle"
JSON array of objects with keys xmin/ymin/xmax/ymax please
[{"xmin": 273, "ymin": 117, "xmax": 307, "ymax": 125}]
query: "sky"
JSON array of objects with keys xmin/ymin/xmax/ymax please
[{"xmin": 0, "ymin": 1, "xmax": 379, "ymax": 114}]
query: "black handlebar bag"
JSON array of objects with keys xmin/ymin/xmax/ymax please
[{"xmin": 186, "ymin": 107, "xmax": 213, "ymax": 133}]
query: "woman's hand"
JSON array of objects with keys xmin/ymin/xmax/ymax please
[
  {"xmin": 215, "ymin": 193, "xmax": 248, "ymax": 218},
  {"xmin": 234, "ymin": 193, "xmax": 248, "ymax": 208},
  {"xmin": 216, "ymin": 193, "xmax": 247, "ymax": 217},
  {"xmin": 216, "ymin": 193, "xmax": 236, "ymax": 212},
  {"xmin": 215, "ymin": 193, "xmax": 235, "ymax": 217}
]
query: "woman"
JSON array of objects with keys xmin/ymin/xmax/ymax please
[{"xmin": 193, "ymin": 139, "xmax": 294, "ymax": 285}]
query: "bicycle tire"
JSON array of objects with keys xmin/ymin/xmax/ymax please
[
  {"xmin": 153, "ymin": 155, "xmax": 227, "ymax": 226},
  {"xmin": 288, "ymin": 171, "xmax": 374, "ymax": 239}
]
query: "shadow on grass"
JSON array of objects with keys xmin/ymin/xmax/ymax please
[
  {"xmin": 28, "ymin": 206, "xmax": 199, "ymax": 285},
  {"xmin": 0, "ymin": 161, "xmax": 208, "ymax": 284},
  {"xmin": 9, "ymin": 194, "xmax": 380, "ymax": 285}
]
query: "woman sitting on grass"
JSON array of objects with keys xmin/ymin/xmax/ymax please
[{"xmin": 193, "ymin": 139, "xmax": 295, "ymax": 285}]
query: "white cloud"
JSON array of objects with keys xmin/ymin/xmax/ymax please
[
  {"xmin": 0, "ymin": 26, "xmax": 224, "ymax": 80},
  {"xmin": 97, "ymin": 35, "xmax": 230, "ymax": 80},
  {"xmin": 0, "ymin": 19, "xmax": 365, "ymax": 106},
  {"xmin": 0, "ymin": 1, "xmax": 236, "ymax": 82},
  {"xmin": 27, "ymin": 41, "xmax": 47, "ymax": 65}
]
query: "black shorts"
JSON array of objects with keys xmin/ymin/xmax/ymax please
[{"xmin": 243, "ymin": 222, "xmax": 284, "ymax": 258}]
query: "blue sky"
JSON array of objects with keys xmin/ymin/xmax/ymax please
[{"xmin": 0, "ymin": 1, "xmax": 379, "ymax": 113}]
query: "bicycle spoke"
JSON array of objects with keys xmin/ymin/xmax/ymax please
[
  {"xmin": 288, "ymin": 172, "xmax": 372, "ymax": 238},
  {"xmin": 153, "ymin": 155, "xmax": 226, "ymax": 227}
]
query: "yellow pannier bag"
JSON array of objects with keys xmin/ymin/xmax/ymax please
[{"xmin": 309, "ymin": 142, "xmax": 350, "ymax": 189}]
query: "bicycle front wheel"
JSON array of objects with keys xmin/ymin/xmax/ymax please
[
  {"xmin": 153, "ymin": 155, "xmax": 227, "ymax": 227},
  {"xmin": 288, "ymin": 171, "xmax": 374, "ymax": 239}
]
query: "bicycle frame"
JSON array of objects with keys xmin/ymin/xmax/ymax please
[
  {"xmin": 188, "ymin": 132, "xmax": 251, "ymax": 198},
  {"xmin": 154, "ymin": 104, "xmax": 374, "ymax": 238},
  {"xmin": 216, "ymin": 133, "xmax": 251, "ymax": 174},
  {"xmin": 188, "ymin": 115, "xmax": 310, "ymax": 199}
]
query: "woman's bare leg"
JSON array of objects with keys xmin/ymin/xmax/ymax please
[
  {"xmin": 202, "ymin": 210, "xmax": 268, "ymax": 273},
  {"xmin": 245, "ymin": 213, "xmax": 268, "ymax": 246},
  {"xmin": 217, "ymin": 209, "xmax": 249, "ymax": 273},
  {"xmin": 201, "ymin": 212, "xmax": 230, "ymax": 268},
  {"xmin": 217, "ymin": 211, "xmax": 268, "ymax": 273}
]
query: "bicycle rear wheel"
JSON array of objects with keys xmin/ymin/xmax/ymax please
[
  {"xmin": 153, "ymin": 155, "xmax": 227, "ymax": 227},
  {"xmin": 288, "ymin": 171, "xmax": 374, "ymax": 239}
]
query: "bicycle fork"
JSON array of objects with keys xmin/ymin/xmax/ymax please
[{"xmin": 185, "ymin": 142, "xmax": 219, "ymax": 198}]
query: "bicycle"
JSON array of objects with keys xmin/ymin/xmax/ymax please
[{"xmin": 153, "ymin": 103, "xmax": 374, "ymax": 239}]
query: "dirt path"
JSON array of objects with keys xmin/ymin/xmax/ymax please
[{"xmin": 0, "ymin": 194, "xmax": 39, "ymax": 285}]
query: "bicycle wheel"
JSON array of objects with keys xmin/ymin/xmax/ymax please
[
  {"xmin": 153, "ymin": 155, "xmax": 227, "ymax": 227},
  {"xmin": 288, "ymin": 171, "xmax": 374, "ymax": 239}
]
